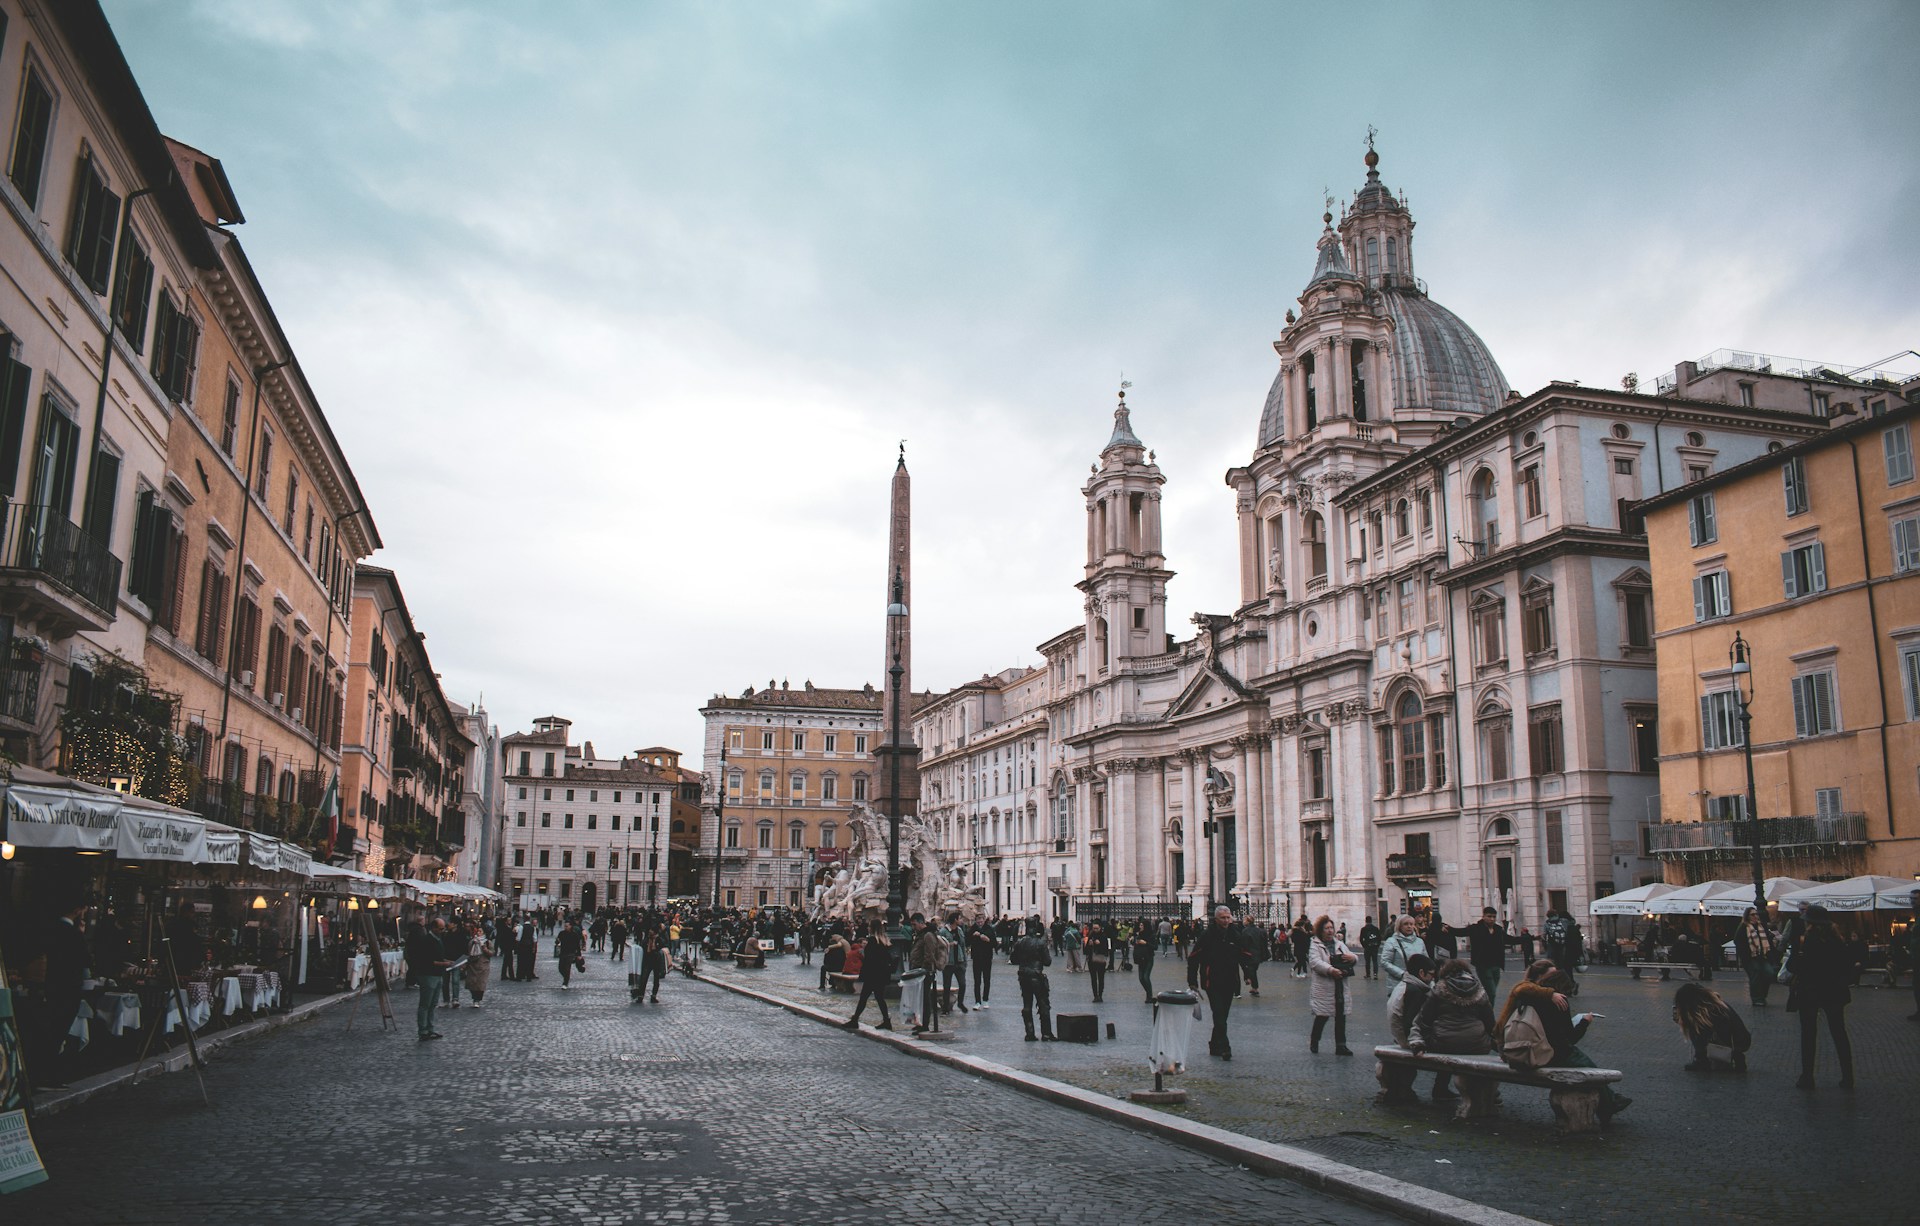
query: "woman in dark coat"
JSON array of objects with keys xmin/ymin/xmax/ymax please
[
  {"xmin": 1790, "ymin": 905, "xmax": 1854, "ymax": 1088},
  {"xmin": 842, "ymin": 920, "xmax": 894, "ymax": 1030}
]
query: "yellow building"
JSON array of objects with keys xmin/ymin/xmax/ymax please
[
  {"xmin": 698, "ymin": 682, "xmax": 891, "ymax": 910},
  {"xmin": 135, "ymin": 139, "xmax": 378, "ymax": 843},
  {"xmin": 340, "ymin": 566, "xmax": 471, "ymax": 877},
  {"xmin": 1638, "ymin": 393, "xmax": 1920, "ymax": 883}
]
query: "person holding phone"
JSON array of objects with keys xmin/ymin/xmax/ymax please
[{"xmin": 1497, "ymin": 966, "xmax": 1631, "ymax": 1118}]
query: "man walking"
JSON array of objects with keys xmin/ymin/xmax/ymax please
[
  {"xmin": 499, "ymin": 916, "xmax": 518, "ymax": 981},
  {"xmin": 1010, "ymin": 917, "xmax": 1056, "ymax": 1041},
  {"xmin": 404, "ymin": 914, "xmax": 450, "ymax": 1041},
  {"xmin": 967, "ymin": 921, "xmax": 996, "ymax": 1009},
  {"xmin": 1188, "ymin": 906, "xmax": 1244, "ymax": 1060},
  {"xmin": 557, "ymin": 920, "xmax": 585, "ymax": 989},
  {"xmin": 1359, "ymin": 917, "xmax": 1383, "ymax": 979},
  {"xmin": 1457, "ymin": 907, "xmax": 1510, "ymax": 1000}
]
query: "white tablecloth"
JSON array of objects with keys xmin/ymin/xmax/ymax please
[
  {"xmin": 348, "ymin": 950, "xmax": 405, "ymax": 988},
  {"xmin": 95, "ymin": 991, "xmax": 141, "ymax": 1036},
  {"xmin": 213, "ymin": 977, "xmax": 245, "ymax": 1016}
]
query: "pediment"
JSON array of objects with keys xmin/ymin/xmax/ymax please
[{"xmin": 1168, "ymin": 663, "xmax": 1257, "ymax": 719}]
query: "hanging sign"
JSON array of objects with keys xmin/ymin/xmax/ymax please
[
  {"xmin": 114, "ymin": 809, "xmax": 209, "ymax": 863},
  {"xmin": 245, "ymin": 833, "xmax": 280, "ymax": 874},
  {"xmin": 202, "ymin": 829, "xmax": 242, "ymax": 866},
  {"xmin": 1, "ymin": 786, "xmax": 119, "ymax": 851}
]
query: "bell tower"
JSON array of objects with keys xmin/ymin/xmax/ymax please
[{"xmin": 1079, "ymin": 386, "xmax": 1171, "ymax": 678}]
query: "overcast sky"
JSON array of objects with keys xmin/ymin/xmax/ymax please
[{"xmin": 102, "ymin": 0, "xmax": 1920, "ymax": 761}]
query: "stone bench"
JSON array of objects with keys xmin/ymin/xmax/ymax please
[
  {"xmin": 1373, "ymin": 1045, "xmax": 1624, "ymax": 1134},
  {"xmin": 1627, "ymin": 961, "xmax": 1706, "ymax": 981}
]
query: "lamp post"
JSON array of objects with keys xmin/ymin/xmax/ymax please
[
  {"xmin": 649, "ymin": 802, "xmax": 661, "ymax": 905},
  {"xmin": 623, "ymin": 828, "xmax": 631, "ymax": 911},
  {"xmin": 711, "ymin": 746, "xmax": 727, "ymax": 910},
  {"xmin": 886, "ymin": 567, "xmax": 908, "ymax": 926},
  {"xmin": 1729, "ymin": 633, "xmax": 1767, "ymax": 924}
]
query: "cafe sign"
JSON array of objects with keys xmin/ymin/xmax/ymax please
[
  {"xmin": 114, "ymin": 809, "xmax": 209, "ymax": 863},
  {"xmin": 2, "ymin": 786, "xmax": 118, "ymax": 851}
]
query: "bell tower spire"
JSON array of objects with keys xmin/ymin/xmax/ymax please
[{"xmin": 1079, "ymin": 384, "xmax": 1171, "ymax": 678}]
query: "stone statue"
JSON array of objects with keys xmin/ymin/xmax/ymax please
[{"xmin": 814, "ymin": 801, "xmax": 986, "ymax": 925}]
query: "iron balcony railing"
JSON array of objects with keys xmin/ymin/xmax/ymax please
[
  {"xmin": 1647, "ymin": 812, "xmax": 1869, "ymax": 856},
  {"xmin": 1386, "ymin": 852, "xmax": 1437, "ymax": 878},
  {"xmin": 1, "ymin": 501, "xmax": 123, "ymax": 617},
  {"xmin": 2, "ymin": 646, "xmax": 41, "ymax": 723}
]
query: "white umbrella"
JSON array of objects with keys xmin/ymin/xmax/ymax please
[
  {"xmin": 1777, "ymin": 875, "xmax": 1916, "ymax": 913},
  {"xmin": 1589, "ymin": 882, "xmax": 1676, "ymax": 915},
  {"xmin": 1647, "ymin": 881, "xmax": 1751, "ymax": 915},
  {"xmin": 1874, "ymin": 881, "xmax": 1920, "ymax": 911},
  {"xmin": 1700, "ymin": 877, "xmax": 1819, "ymax": 916}
]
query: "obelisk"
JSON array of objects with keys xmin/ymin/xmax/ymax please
[{"xmin": 874, "ymin": 444, "xmax": 920, "ymax": 923}]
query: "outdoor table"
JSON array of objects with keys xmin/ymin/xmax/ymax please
[
  {"xmin": 94, "ymin": 990, "xmax": 142, "ymax": 1037},
  {"xmin": 212, "ymin": 976, "xmax": 245, "ymax": 1016},
  {"xmin": 66, "ymin": 1001, "xmax": 93, "ymax": 1047},
  {"xmin": 349, "ymin": 953, "xmax": 369, "ymax": 986},
  {"xmin": 235, "ymin": 972, "xmax": 280, "ymax": 1011}
]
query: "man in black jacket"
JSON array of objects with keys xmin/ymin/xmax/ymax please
[
  {"xmin": 1188, "ymin": 907, "xmax": 1244, "ymax": 1060},
  {"xmin": 1453, "ymin": 907, "xmax": 1512, "ymax": 999},
  {"xmin": 1010, "ymin": 917, "xmax": 1055, "ymax": 1041},
  {"xmin": 403, "ymin": 916, "xmax": 450, "ymax": 1041}
]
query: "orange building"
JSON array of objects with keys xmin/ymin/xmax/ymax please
[{"xmin": 1637, "ymin": 393, "xmax": 1920, "ymax": 883}]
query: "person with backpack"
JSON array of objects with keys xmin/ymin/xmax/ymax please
[
  {"xmin": 939, "ymin": 915, "xmax": 969, "ymax": 1015},
  {"xmin": 1497, "ymin": 965, "xmax": 1632, "ymax": 1118},
  {"xmin": 1011, "ymin": 917, "xmax": 1056, "ymax": 1041},
  {"xmin": 1239, "ymin": 920, "xmax": 1266, "ymax": 998},
  {"xmin": 1359, "ymin": 917, "xmax": 1383, "ymax": 979}
]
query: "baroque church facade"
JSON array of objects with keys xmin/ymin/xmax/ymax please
[{"xmin": 913, "ymin": 148, "xmax": 1830, "ymax": 931}]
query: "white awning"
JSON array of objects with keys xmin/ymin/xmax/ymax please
[
  {"xmin": 1589, "ymin": 882, "xmax": 1677, "ymax": 915},
  {"xmin": 2, "ymin": 778, "xmax": 312, "ymax": 874},
  {"xmin": 1780, "ymin": 875, "xmax": 1920, "ymax": 912}
]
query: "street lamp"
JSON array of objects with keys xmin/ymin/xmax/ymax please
[
  {"xmin": 1729, "ymin": 633, "xmax": 1767, "ymax": 925},
  {"xmin": 649, "ymin": 804, "xmax": 661, "ymax": 904},
  {"xmin": 886, "ymin": 567, "xmax": 907, "ymax": 926}
]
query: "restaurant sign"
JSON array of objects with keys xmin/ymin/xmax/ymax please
[
  {"xmin": 114, "ymin": 809, "xmax": 208, "ymax": 863},
  {"xmin": 0, "ymin": 957, "xmax": 47, "ymax": 1193},
  {"xmin": 1, "ymin": 786, "xmax": 119, "ymax": 851},
  {"xmin": 203, "ymin": 829, "xmax": 241, "ymax": 866}
]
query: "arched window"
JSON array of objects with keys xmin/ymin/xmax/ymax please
[
  {"xmin": 1469, "ymin": 470, "xmax": 1498, "ymax": 552},
  {"xmin": 1478, "ymin": 702, "xmax": 1512, "ymax": 782},
  {"xmin": 1396, "ymin": 692, "xmax": 1427, "ymax": 792},
  {"xmin": 1490, "ymin": 817, "xmax": 1513, "ymax": 838},
  {"xmin": 254, "ymin": 755, "xmax": 273, "ymax": 796},
  {"xmin": 1366, "ymin": 236, "xmax": 1379, "ymax": 278},
  {"xmin": 278, "ymin": 770, "xmax": 296, "ymax": 803},
  {"xmin": 1395, "ymin": 499, "xmax": 1411, "ymax": 538},
  {"xmin": 1304, "ymin": 511, "xmax": 1328, "ymax": 582}
]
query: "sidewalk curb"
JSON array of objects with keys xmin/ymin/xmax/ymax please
[
  {"xmin": 29, "ymin": 987, "xmax": 362, "ymax": 1118},
  {"xmin": 692, "ymin": 967, "xmax": 1543, "ymax": 1226}
]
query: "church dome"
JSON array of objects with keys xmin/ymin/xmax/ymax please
[
  {"xmin": 1379, "ymin": 286, "xmax": 1509, "ymax": 416},
  {"xmin": 1256, "ymin": 367, "xmax": 1288, "ymax": 447}
]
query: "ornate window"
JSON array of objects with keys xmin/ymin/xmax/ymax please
[
  {"xmin": 1304, "ymin": 511, "xmax": 1328, "ymax": 583},
  {"xmin": 1528, "ymin": 704, "xmax": 1564, "ymax": 774},
  {"xmin": 1479, "ymin": 702, "xmax": 1512, "ymax": 781},
  {"xmin": 1471, "ymin": 589, "xmax": 1507, "ymax": 667},
  {"xmin": 1469, "ymin": 470, "xmax": 1498, "ymax": 553},
  {"xmin": 1521, "ymin": 580, "xmax": 1555, "ymax": 656},
  {"xmin": 1395, "ymin": 498, "xmax": 1411, "ymax": 538}
]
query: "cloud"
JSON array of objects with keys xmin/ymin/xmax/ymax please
[{"xmin": 99, "ymin": 0, "xmax": 1920, "ymax": 762}]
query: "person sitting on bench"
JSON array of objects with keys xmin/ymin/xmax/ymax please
[{"xmin": 1498, "ymin": 966, "xmax": 1633, "ymax": 1119}]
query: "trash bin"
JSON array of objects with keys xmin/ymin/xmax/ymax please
[
  {"xmin": 1149, "ymin": 989, "xmax": 1199, "ymax": 1077},
  {"xmin": 898, "ymin": 969, "xmax": 929, "ymax": 1029}
]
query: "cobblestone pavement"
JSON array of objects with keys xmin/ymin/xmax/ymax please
[
  {"xmin": 17, "ymin": 955, "xmax": 1393, "ymax": 1226},
  {"xmin": 718, "ymin": 950, "xmax": 1920, "ymax": 1225}
]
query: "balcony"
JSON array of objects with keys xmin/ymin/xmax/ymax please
[
  {"xmin": 0, "ymin": 502, "xmax": 123, "ymax": 635},
  {"xmin": 1647, "ymin": 812, "xmax": 1870, "ymax": 857},
  {"xmin": 0, "ymin": 641, "xmax": 42, "ymax": 727},
  {"xmin": 974, "ymin": 844, "xmax": 1000, "ymax": 859},
  {"xmin": 1386, "ymin": 852, "xmax": 1437, "ymax": 879}
]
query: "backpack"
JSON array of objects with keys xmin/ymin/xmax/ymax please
[{"xmin": 1501, "ymin": 1004, "xmax": 1554, "ymax": 1070}]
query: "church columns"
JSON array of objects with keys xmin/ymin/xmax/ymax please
[
  {"xmin": 1182, "ymin": 749, "xmax": 1208, "ymax": 907},
  {"xmin": 1237, "ymin": 494, "xmax": 1259, "ymax": 605},
  {"xmin": 1109, "ymin": 760, "xmax": 1135, "ymax": 893},
  {"xmin": 1236, "ymin": 732, "xmax": 1267, "ymax": 897},
  {"xmin": 1153, "ymin": 757, "xmax": 1170, "ymax": 895},
  {"xmin": 1327, "ymin": 337, "xmax": 1344, "ymax": 420},
  {"xmin": 1326, "ymin": 701, "xmax": 1370, "ymax": 887},
  {"xmin": 1269, "ymin": 723, "xmax": 1298, "ymax": 892}
]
